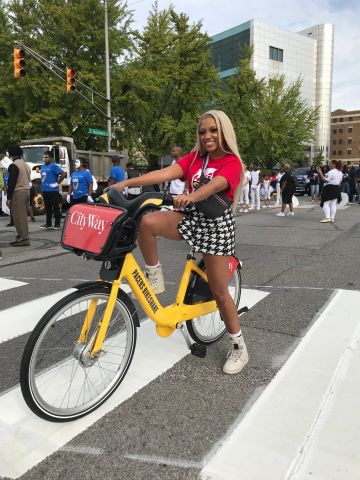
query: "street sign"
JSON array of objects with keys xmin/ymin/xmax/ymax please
[{"xmin": 88, "ymin": 128, "xmax": 109, "ymax": 137}]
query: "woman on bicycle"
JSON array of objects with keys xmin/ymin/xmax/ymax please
[{"xmin": 108, "ymin": 110, "xmax": 247, "ymax": 375}]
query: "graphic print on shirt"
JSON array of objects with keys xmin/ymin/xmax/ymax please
[{"xmin": 192, "ymin": 167, "xmax": 217, "ymax": 190}]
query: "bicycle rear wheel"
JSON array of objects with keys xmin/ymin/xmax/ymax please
[
  {"xmin": 20, "ymin": 285, "xmax": 137, "ymax": 422},
  {"xmin": 186, "ymin": 261, "xmax": 241, "ymax": 345}
]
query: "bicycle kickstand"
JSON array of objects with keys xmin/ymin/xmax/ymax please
[{"xmin": 177, "ymin": 324, "xmax": 207, "ymax": 358}]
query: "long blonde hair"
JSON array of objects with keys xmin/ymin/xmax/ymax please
[{"xmin": 193, "ymin": 110, "xmax": 243, "ymax": 212}]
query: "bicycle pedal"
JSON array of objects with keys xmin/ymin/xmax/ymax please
[{"xmin": 190, "ymin": 343, "xmax": 207, "ymax": 358}]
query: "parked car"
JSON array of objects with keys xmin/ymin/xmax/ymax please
[{"xmin": 293, "ymin": 167, "xmax": 311, "ymax": 195}]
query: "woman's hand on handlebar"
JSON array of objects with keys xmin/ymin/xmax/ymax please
[
  {"xmin": 104, "ymin": 181, "xmax": 126, "ymax": 194},
  {"xmin": 173, "ymin": 192, "xmax": 193, "ymax": 210}
]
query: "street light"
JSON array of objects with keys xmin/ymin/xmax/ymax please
[{"xmin": 104, "ymin": 0, "xmax": 112, "ymax": 151}]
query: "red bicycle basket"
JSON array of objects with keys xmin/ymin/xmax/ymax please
[{"xmin": 61, "ymin": 203, "xmax": 133, "ymax": 258}]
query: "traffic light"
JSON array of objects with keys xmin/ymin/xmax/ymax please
[
  {"xmin": 14, "ymin": 48, "xmax": 26, "ymax": 78},
  {"xmin": 66, "ymin": 68, "xmax": 76, "ymax": 93}
]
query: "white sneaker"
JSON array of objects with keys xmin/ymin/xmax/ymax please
[
  {"xmin": 256, "ymin": 207, "xmax": 260, "ymax": 210},
  {"xmin": 320, "ymin": 218, "xmax": 331, "ymax": 223},
  {"xmin": 239, "ymin": 208, "xmax": 244, "ymax": 212},
  {"xmin": 276, "ymin": 212, "xmax": 285, "ymax": 216},
  {"xmin": 286, "ymin": 212, "xmax": 295, "ymax": 216},
  {"xmin": 243, "ymin": 208, "xmax": 249, "ymax": 213},
  {"xmin": 145, "ymin": 264, "xmax": 165, "ymax": 294},
  {"xmin": 331, "ymin": 218, "xmax": 335, "ymax": 223},
  {"xmin": 223, "ymin": 336, "xmax": 249, "ymax": 375},
  {"xmin": 249, "ymin": 206, "xmax": 255, "ymax": 210}
]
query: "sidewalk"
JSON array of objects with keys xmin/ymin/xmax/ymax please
[{"xmin": 202, "ymin": 289, "xmax": 360, "ymax": 480}]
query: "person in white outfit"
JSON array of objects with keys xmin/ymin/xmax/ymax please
[
  {"xmin": 249, "ymin": 164, "xmax": 262, "ymax": 210},
  {"xmin": 275, "ymin": 169, "xmax": 283, "ymax": 205},
  {"xmin": 317, "ymin": 160, "xmax": 343, "ymax": 223},
  {"xmin": 238, "ymin": 163, "xmax": 251, "ymax": 212},
  {"xmin": 262, "ymin": 174, "xmax": 271, "ymax": 207},
  {"xmin": 169, "ymin": 146, "xmax": 185, "ymax": 195}
]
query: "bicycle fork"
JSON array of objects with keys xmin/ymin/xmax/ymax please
[{"xmin": 75, "ymin": 279, "xmax": 121, "ymax": 361}]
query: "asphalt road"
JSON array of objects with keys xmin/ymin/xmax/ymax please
[{"xmin": 0, "ymin": 197, "xmax": 359, "ymax": 480}]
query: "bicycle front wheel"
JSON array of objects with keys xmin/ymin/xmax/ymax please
[
  {"xmin": 186, "ymin": 262, "xmax": 242, "ymax": 345},
  {"xmin": 20, "ymin": 285, "xmax": 137, "ymax": 422}
]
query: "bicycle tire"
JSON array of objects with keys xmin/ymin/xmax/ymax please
[
  {"xmin": 20, "ymin": 285, "xmax": 138, "ymax": 422},
  {"xmin": 186, "ymin": 261, "xmax": 242, "ymax": 345}
]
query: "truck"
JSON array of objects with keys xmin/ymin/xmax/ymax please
[{"xmin": 20, "ymin": 137, "xmax": 127, "ymax": 215}]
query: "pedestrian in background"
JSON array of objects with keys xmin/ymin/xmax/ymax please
[
  {"xmin": 249, "ymin": 163, "xmax": 262, "ymax": 210},
  {"xmin": 108, "ymin": 155, "xmax": 125, "ymax": 187},
  {"xmin": 308, "ymin": 165, "xmax": 320, "ymax": 201},
  {"xmin": 275, "ymin": 168, "xmax": 283, "ymax": 205},
  {"xmin": 238, "ymin": 163, "xmax": 251, "ymax": 212},
  {"xmin": 67, "ymin": 158, "xmax": 94, "ymax": 205},
  {"xmin": 340, "ymin": 165, "xmax": 350, "ymax": 200},
  {"xmin": 125, "ymin": 161, "xmax": 142, "ymax": 199},
  {"xmin": 168, "ymin": 146, "xmax": 185, "ymax": 196},
  {"xmin": 40, "ymin": 150, "xmax": 66, "ymax": 230},
  {"xmin": 317, "ymin": 160, "xmax": 343, "ymax": 223},
  {"xmin": 0, "ymin": 151, "xmax": 12, "ymax": 219},
  {"xmin": 275, "ymin": 164, "xmax": 296, "ymax": 217},
  {"xmin": 262, "ymin": 173, "xmax": 272, "ymax": 208},
  {"xmin": 6, "ymin": 145, "xmax": 31, "ymax": 246}
]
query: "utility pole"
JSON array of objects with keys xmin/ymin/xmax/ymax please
[{"xmin": 104, "ymin": 0, "xmax": 112, "ymax": 151}]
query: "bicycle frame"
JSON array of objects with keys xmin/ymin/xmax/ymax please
[{"xmin": 82, "ymin": 253, "xmax": 217, "ymax": 356}]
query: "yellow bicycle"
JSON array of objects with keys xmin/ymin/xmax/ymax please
[{"xmin": 20, "ymin": 191, "xmax": 244, "ymax": 422}]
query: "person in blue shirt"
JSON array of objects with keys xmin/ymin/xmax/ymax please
[
  {"xmin": 108, "ymin": 155, "xmax": 125, "ymax": 186},
  {"xmin": 67, "ymin": 158, "xmax": 94, "ymax": 205},
  {"xmin": 40, "ymin": 150, "xmax": 66, "ymax": 230}
]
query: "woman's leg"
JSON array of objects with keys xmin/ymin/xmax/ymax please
[
  {"xmin": 322, "ymin": 200, "xmax": 331, "ymax": 219},
  {"xmin": 329, "ymin": 199, "xmax": 337, "ymax": 220},
  {"xmin": 138, "ymin": 210, "xmax": 184, "ymax": 265},
  {"xmin": 203, "ymin": 253, "xmax": 248, "ymax": 374},
  {"xmin": 202, "ymin": 254, "xmax": 240, "ymax": 334}
]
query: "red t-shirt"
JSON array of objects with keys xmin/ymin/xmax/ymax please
[{"xmin": 177, "ymin": 151, "xmax": 241, "ymax": 201}]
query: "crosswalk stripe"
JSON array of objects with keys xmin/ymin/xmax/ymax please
[
  {"xmin": 0, "ymin": 288, "xmax": 268, "ymax": 479},
  {"xmin": 0, "ymin": 278, "xmax": 28, "ymax": 293},
  {"xmin": 201, "ymin": 289, "xmax": 360, "ymax": 480},
  {"xmin": 0, "ymin": 289, "xmax": 75, "ymax": 343}
]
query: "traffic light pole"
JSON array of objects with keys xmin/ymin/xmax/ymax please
[
  {"xmin": 104, "ymin": 0, "xmax": 112, "ymax": 151},
  {"xmin": 16, "ymin": 44, "xmax": 110, "ymax": 120}
]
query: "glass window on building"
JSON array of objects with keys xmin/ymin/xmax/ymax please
[
  {"xmin": 347, "ymin": 149, "xmax": 352, "ymax": 154},
  {"xmin": 348, "ymin": 139, "xmax": 352, "ymax": 144},
  {"xmin": 332, "ymin": 140, "xmax": 336, "ymax": 144},
  {"xmin": 339, "ymin": 139, "xmax": 343, "ymax": 144},
  {"xmin": 338, "ymin": 150, "xmax": 342, "ymax": 155},
  {"xmin": 333, "ymin": 119, "xmax": 337, "ymax": 123},
  {"xmin": 269, "ymin": 46, "xmax": 283, "ymax": 62},
  {"xmin": 339, "ymin": 118, "xmax": 343, "ymax": 122},
  {"xmin": 339, "ymin": 128, "xmax": 343, "ymax": 133},
  {"xmin": 332, "ymin": 129, "xmax": 337, "ymax": 134},
  {"xmin": 332, "ymin": 150, "xmax": 336, "ymax": 155},
  {"xmin": 211, "ymin": 29, "xmax": 250, "ymax": 73},
  {"xmin": 348, "ymin": 127, "xmax": 353, "ymax": 133},
  {"xmin": 348, "ymin": 117, "xmax": 353, "ymax": 121}
]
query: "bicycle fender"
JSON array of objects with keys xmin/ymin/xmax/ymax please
[{"xmin": 74, "ymin": 281, "xmax": 140, "ymax": 327}]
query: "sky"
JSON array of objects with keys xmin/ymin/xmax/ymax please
[{"xmin": 128, "ymin": 0, "xmax": 359, "ymax": 112}]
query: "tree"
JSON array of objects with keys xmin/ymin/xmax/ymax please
[
  {"xmin": 0, "ymin": 0, "xmax": 132, "ymax": 150},
  {"xmin": 111, "ymin": 2, "xmax": 220, "ymax": 168}
]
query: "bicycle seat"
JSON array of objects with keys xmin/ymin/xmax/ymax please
[{"xmin": 100, "ymin": 189, "xmax": 166, "ymax": 217}]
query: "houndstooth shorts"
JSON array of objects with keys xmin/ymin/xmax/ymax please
[{"xmin": 177, "ymin": 205, "xmax": 235, "ymax": 256}]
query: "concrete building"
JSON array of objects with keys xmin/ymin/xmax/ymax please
[
  {"xmin": 211, "ymin": 20, "xmax": 334, "ymax": 163},
  {"xmin": 330, "ymin": 109, "xmax": 360, "ymax": 166}
]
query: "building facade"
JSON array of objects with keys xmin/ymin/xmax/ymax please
[
  {"xmin": 330, "ymin": 109, "xmax": 360, "ymax": 166},
  {"xmin": 211, "ymin": 20, "xmax": 335, "ymax": 163}
]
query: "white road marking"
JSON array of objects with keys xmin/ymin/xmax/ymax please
[
  {"xmin": 0, "ymin": 289, "xmax": 268, "ymax": 479},
  {"xmin": 0, "ymin": 278, "xmax": 28, "ymax": 293},
  {"xmin": 0, "ymin": 289, "xmax": 75, "ymax": 343},
  {"xmin": 201, "ymin": 289, "xmax": 360, "ymax": 480}
]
